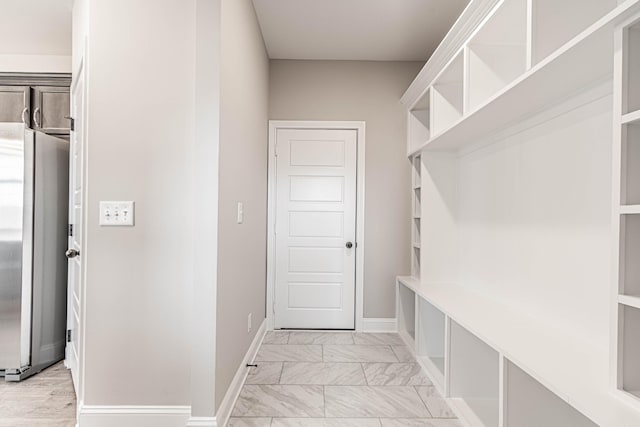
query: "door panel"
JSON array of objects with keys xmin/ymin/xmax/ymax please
[
  {"xmin": 65, "ymin": 69, "xmax": 84, "ymax": 395},
  {"xmin": 274, "ymin": 128, "xmax": 357, "ymax": 330}
]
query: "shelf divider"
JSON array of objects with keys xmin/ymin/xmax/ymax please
[{"xmin": 622, "ymin": 110, "xmax": 640, "ymax": 124}]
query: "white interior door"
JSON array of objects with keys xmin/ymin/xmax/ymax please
[
  {"xmin": 65, "ymin": 63, "xmax": 84, "ymax": 394},
  {"xmin": 274, "ymin": 128, "xmax": 357, "ymax": 329}
]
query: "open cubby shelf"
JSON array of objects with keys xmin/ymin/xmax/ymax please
[
  {"xmin": 397, "ymin": 278, "xmax": 417, "ymax": 344},
  {"xmin": 625, "ymin": 20, "xmax": 640, "ymax": 114},
  {"xmin": 416, "ymin": 298, "xmax": 446, "ymax": 387},
  {"xmin": 449, "ymin": 320, "xmax": 499, "ymax": 427},
  {"xmin": 620, "ymin": 212, "xmax": 640, "ymax": 296},
  {"xmin": 623, "ymin": 122, "xmax": 640, "ymax": 205},
  {"xmin": 408, "ymin": 90, "xmax": 431, "ymax": 154},
  {"xmin": 467, "ymin": 0, "xmax": 528, "ymax": 112},
  {"xmin": 405, "ymin": 0, "xmax": 639, "ymax": 155},
  {"xmin": 504, "ymin": 360, "xmax": 598, "ymax": 427},
  {"xmin": 531, "ymin": 0, "xmax": 616, "ymax": 66},
  {"xmin": 621, "ymin": 304, "xmax": 640, "ymax": 399},
  {"xmin": 431, "ymin": 53, "xmax": 464, "ymax": 136}
]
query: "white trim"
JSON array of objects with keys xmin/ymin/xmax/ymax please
[
  {"xmin": 78, "ymin": 404, "xmax": 191, "ymax": 427},
  {"xmin": 362, "ymin": 318, "xmax": 398, "ymax": 333},
  {"xmin": 214, "ymin": 319, "xmax": 267, "ymax": 427},
  {"xmin": 266, "ymin": 121, "xmax": 366, "ymax": 332},
  {"xmin": 186, "ymin": 417, "xmax": 217, "ymax": 427}
]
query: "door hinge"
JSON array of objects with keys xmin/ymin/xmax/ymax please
[
  {"xmin": 66, "ymin": 329, "xmax": 72, "ymax": 343},
  {"xmin": 272, "ymin": 301, "xmax": 276, "ymax": 315},
  {"xmin": 65, "ymin": 116, "xmax": 75, "ymax": 131},
  {"xmin": 274, "ymin": 142, "xmax": 278, "ymax": 157},
  {"xmin": 68, "ymin": 224, "xmax": 74, "ymax": 237}
]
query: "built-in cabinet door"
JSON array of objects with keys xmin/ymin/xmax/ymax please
[
  {"xmin": 0, "ymin": 86, "xmax": 30, "ymax": 125},
  {"xmin": 32, "ymin": 86, "xmax": 70, "ymax": 134}
]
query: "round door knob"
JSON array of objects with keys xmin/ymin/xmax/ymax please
[
  {"xmin": 346, "ymin": 242, "xmax": 353, "ymax": 249},
  {"xmin": 65, "ymin": 249, "xmax": 80, "ymax": 259}
]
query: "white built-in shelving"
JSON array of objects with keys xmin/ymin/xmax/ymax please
[
  {"xmin": 396, "ymin": 277, "xmax": 638, "ymax": 427},
  {"xmin": 615, "ymin": 12, "xmax": 640, "ymax": 413},
  {"xmin": 404, "ymin": 0, "xmax": 638, "ymax": 155},
  {"xmin": 411, "ymin": 155, "xmax": 421, "ymax": 279},
  {"xmin": 400, "ymin": 0, "xmax": 640, "ymax": 425}
]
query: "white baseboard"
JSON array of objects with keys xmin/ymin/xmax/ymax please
[
  {"xmin": 215, "ymin": 319, "xmax": 267, "ymax": 427},
  {"xmin": 186, "ymin": 416, "xmax": 217, "ymax": 427},
  {"xmin": 78, "ymin": 404, "xmax": 191, "ymax": 427},
  {"xmin": 362, "ymin": 317, "xmax": 397, "ymax": 332},
  {"xmin": 77, "ymin": 321, "xmax": 266, "ymax": 427}
]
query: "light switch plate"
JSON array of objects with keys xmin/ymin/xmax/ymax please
[
  {"xmin": 100, "ymin": 201, "xmax": 135, "ymax": 226},
  {"xmin": 237, "ymin": 202, "xmax": 244, "ymax": 224}
]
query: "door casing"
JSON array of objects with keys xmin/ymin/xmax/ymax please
[{"xmin": 267, "ymin": 121, "xmax": 365, "ymax": 331}]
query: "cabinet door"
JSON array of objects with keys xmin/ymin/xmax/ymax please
[
  {"xmin": 32, "ymin": 86, "xmax": 70, "ymax": 134},
  {"xmin": 0, "ymin": 86, "xmax": 30, "ymax": 125}
]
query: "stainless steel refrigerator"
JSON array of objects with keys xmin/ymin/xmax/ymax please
[{"xmin": 0, "ymin": 122, "xmax": 69, "ymax": 381}]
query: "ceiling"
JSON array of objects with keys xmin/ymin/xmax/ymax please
[
  {"xmin": 252, "ymin": 0, "xmax": 470, "ymax": 61},
  {"xmin": 0, "ymin": 0, "xmax": 72, "ymax": 55}
]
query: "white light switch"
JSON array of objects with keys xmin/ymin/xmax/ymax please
[
  {"xmin": 100, "ymin": 201, "xmax": 135, "ymax": 226},
  {"xmin": 237, "ymin": 202, "xmax": 244, "ymax": 224}
]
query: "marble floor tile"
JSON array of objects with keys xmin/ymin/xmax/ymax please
[
  {"xmin": 232, "ymin": 385, "xmax": 324, "ymax": 417},
  {"xmin": 416, "ymin": 386, "xmax": 456, "ymax": 418},
  {"xmin": 227, "ymin": 417, "xmax": 273, "ymax": 427},
  {"xmin": 245, "ymin": 362, "xmax": 283, "ymax": 385},
  {"xmin": 323, "ymin": 345, "xmax": 398, "ymax": 363},
  {"xmin": 324, "ymin": 386, "xmax": 430, "ymax": 418},
  {"xmin": 263, "ymin": 331, "xmax": 290, "ymax": 344},
  {"xmin": 272, "ymin": 418, "xmax": 382, "ymax": 426},
  {"xmin": 288, "ymin": 331, "xmax": 355, "ymax": 345},
  {"xmin": 390, "ymin": 346, "xmax": 414, "ymax": 362},
  {"xmin": 280, "ymin": 362, "xmax": 366, "ymax": 385},
  {"xmin": 256, "ymin": 345, "xmax": 322, "ymax": 362},
  {"xmin": 380, "ymin": 419, "xmax": 463, "ymax": 427},
  {"xmin": 363, "ymin": 363, "xmax": 432, "ymax": 386},
  {"xmin": 353, "ymin": 333, "xmax": 405, "ymax": 346}
]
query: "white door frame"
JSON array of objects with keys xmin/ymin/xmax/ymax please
[{"xmin": 267, "ymin": 120, "xmax": 366, "ymax": 331}]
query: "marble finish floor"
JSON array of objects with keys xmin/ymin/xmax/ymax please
[
  {"xmin": 229, "ymin": 332, "xmax": 461, "ymax": 427},
  {"xmin": 0, "ymin": 362, "xmax": 76, "ymax": 427}
]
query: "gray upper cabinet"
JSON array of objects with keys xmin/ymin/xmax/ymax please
[
  {"xmin": 32, "ymin": 86, "xmax": 70, "ymax": 134},
  {"xmin": 0, "ymin": 86, "xmax": 30, "ymax": 125}
]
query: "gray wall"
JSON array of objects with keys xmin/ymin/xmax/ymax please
[
  {"xmin": 81, "ymin": 0, "xmax": 196, "ymax": 405},
  {"xmin": 215, "ymin": 0, "xmax": 270, "ymax": 410},
  {"xmin": 269, "ymin": 60, "xmax": 422, "ymax": 318}
]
